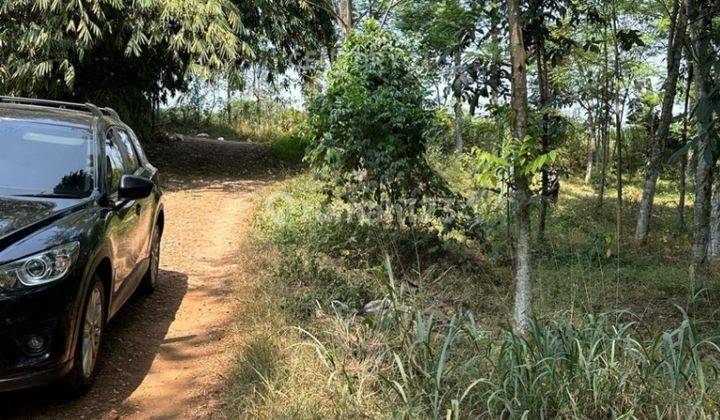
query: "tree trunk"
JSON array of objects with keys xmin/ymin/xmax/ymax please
[
  {"xmin": 687, "ymin": 0, "xmax": 714, "ymax": 292},
  {"xmin": 453, "ymin": 49, "xmax": 463, "ymax": 153},
  {"xmin": 635, "ymin": 0, "xmax": 686, "ymax": 241},
  {"xmin": 679, "ymin": 63, "xmax": 693, "ymax": 229},
  {"xmin": 708, "ymin": 178, "xmax": 720, "ymax": 259},
  {"xmin": 537, "ymin": 34, "xmax": 551, "ymax": 239},
  {"xmin": 339, "ymin": 0, "xmax": 354, "ymax": 39},
  {"xmin": 226, "ymin": 78, "xmax": 233, "ymax": 125},
  {"xmin": 679, "ymin": 155, "xmax": 687, "ymax": 227},
  {"xmin": 597, "ymin": 24, "xmax": 611, "ymax": 208},
  {"xmin": 611, "ymin": 0, "xmax": 624, "ymax": 250},
  {"xmin": 585, "ymin": 104, "xmax": 596, "ymax": 184},
  {"xmin": 507, "ymin": 0, "xmax": 532, "ymax": 335}
]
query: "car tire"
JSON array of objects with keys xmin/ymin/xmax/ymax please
[
  {"xmin": 140, "ymin": 226, "xmax": 161, "ymax": 294},
  {"xmin": 62, "ymin": 275, "xmax": 106, "ymax": 398}
]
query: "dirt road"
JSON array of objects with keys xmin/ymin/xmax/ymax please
[{"xmin": 1, "ymin": 138, "xmax": 280, "ymax": 419}]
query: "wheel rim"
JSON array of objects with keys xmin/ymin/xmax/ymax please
[
  {"xmin": 150, "ymin": 230, "xmax": 161, "ymax": 286},
  {"xmin": 82, "ymin": 286, "xmax": 103, "ymax": 378}
]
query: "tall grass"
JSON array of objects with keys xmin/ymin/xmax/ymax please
[{"xmin": 298, "ymin": 261, "xmax": 720, "ymax": 418}]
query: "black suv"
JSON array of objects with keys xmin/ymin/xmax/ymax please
[{"xmin": 0, "ymin": 97, "xmax": 164, "ymax": 395}]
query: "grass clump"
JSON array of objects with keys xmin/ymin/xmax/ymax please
[{"xmin": 303, "ymin": 279, "xmax": 720, "ymax": 418}]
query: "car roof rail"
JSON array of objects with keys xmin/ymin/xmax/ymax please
[
  {"xmin": 100, "ymin": 107, "xmax": 121, "ymax": 120},
  {"xmin": 0, "ymin": 96, "xmax": 104, "ymax": 118}
]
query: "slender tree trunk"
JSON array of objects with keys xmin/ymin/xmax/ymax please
[
  {"xmin": 453, "ymin": 49, "xmax": 463, "ymax": 153},
  {"xmin": 339, "ymin": 0, "xmax": 354, "ymax": 39},
  {"xmin": 709, "ymin": 178, "xmax": 720, "ymax": 259},
  {"xmin": 507, "ymin": 0, "xmax": 532, "ymax": 335},
  {"xmin": 226, "ymin": 79, "xmax": 233, "ymax": 125},
  {"xmin": 537, "ymin": 36, "xmax": 551, "ymax": 238},
  {"xmin": 679, "ymin": 63, "xmax": 693, "ymax": 229},
  {"xmin": 680, "ymin": 155, "xmax": 688, "ymax": 227},
  {"xmin": 635, "ymin": 0, "xmax": 686, "ymax": 241},
  {"xmin": 598, "ymin": 25, "xmax": 611, "ymax": 208},
  {"xmin": 611, "ymin": 0, "xmax": 624, "ymax": 250},
  {"xmin": 585, "ymin": 104, "xmax": 597, "ymax": 184},
  {"xmin": 687, "ymin": 0, "xmax": 714, "ymax": 292}
]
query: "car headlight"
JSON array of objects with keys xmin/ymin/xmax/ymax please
[{"xmin": 0, "ymin": 242, "xmax": 80, "ymax": 291}]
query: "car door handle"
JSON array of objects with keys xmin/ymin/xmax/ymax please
[{"xmin": 135, "ymin": 203, "xmax": 142, "ymax": 215}]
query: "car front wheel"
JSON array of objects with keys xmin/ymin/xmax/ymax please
[
  {"xmin": 140, "ymin": 226, "xmax": 161, "ymax": 293},
  {"xmin": 62, "ymin": 275, "xmax": 105, "ymax": 397}
]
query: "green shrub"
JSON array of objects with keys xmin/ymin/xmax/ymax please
[
  {"xmin": 306, "ymin": 20, "xmax": 442, "ymax": 210},
  {"xmin": 269, "ymin": 125, "xmax": 312, "ymax": 164},
  {"xmin": 306, "ymin": 20, "xmax": 485, "ymax": 241}
]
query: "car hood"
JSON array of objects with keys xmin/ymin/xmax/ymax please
[{"xmin": 0, "ymin": 196, "xmax": 85, "ymax": 240}]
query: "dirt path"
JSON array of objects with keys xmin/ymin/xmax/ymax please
[{"xmin": 1, "ymin": 138, "xmax": 283, "ymax": 419}]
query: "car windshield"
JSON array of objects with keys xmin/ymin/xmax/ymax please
[{"xmin": 0, "ymin": 119, "xmax": 94, "ymax": 198}]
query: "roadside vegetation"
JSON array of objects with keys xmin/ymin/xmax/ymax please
[
  {"xmin": 221, "ymin": 18, "xmax": 720, "ymax": 419},
  {"xmin": 225, "ymin": 173, "xmax": 719, "ymax": 418}
]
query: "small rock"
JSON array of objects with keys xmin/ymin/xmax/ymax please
[
  {"xmin": 217, "ymin": 137, "xmax": 225, "ymax": 141},
  {"xmin": 197, "ymin": 133, "xmax": 209, "ymax": 138},
  {"xmin": 330, "ymin": 300, "xmax": 350, "ymax": 313},
  {"xmin": 361, "ymin": 298, "xmax": 411, "ymax": 316},
  {"xmin": 361, "ymin": 299, "xmax": 390, "ymax": 315}
]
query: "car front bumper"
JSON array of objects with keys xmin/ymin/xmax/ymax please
[
  {"xmin": 0, "ymin": 360, "xmax": 74, "ymax": 392},
  {"xmin": 0, "ymin": 275, "xmax": 82, "ymax": 392}
]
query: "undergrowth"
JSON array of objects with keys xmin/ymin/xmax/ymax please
[{"xmin": 224, "ymin": 174, "xmax": 720, "ymax": 419}]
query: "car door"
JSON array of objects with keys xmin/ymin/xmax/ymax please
[
  {"xmin": 104, "ymin": 128, "xmax": 142, "ymax": 299},
  {"xmin": 115, "ymin": 127, "xmax": 155, "ymax": 263}
]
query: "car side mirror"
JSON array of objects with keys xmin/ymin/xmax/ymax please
[{"xmin": 118, "ymin": 175, "xmax": 154, "ymax": 200}]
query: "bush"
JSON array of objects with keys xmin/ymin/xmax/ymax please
[
  {"xmin": 306, "ymin": 20, "xmax": 440, "ymax": 210},
  {"xmin": 306, "ymin": 20, "xmax": 483, "ymax": 240}
]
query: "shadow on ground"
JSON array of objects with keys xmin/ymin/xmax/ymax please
[{"xmin": 144, "ymin": 137, "xmax": 295, "ymax": 192}]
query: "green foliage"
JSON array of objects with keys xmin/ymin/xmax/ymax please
[
  {"xmin": 429, "ymin": 111, "xmax": 505, "ymax": 153},
  {"xmin": 471, "ymin": 134, "xmax": 560, "ymax": 190},
  {"xmin": 0, "ymin": 0, "xmax": 335, "ymax": 140},
  {"xmin": 0, "ymin": 0, "xmax": 244, "ymax": 94},
  {"xmin": 306, "ymin": 20, "xmax": 480, "ymax": 237},
  {"xmin": 396, "ymin": 0, "xmax": 507, "ymax": 107},
  {"xmin": 349, "ymin": 305, "xmax": 720, "ymax": 418},
  {"xmin": 306, "ymin": 20, "xmax": 436, "ymax": 205},
  {"xmin": 237, "ymin": 169, "xmax": 720, "ymax": 418}
]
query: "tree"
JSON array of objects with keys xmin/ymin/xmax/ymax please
[
  {"xmin": 687, "ymin": 0, "xmax": 719, "ymax": 291},
  {"xmin": 524, "ymin": 0, "xmax": 583, "ymax": 237},
  {"xmin": 507, "ymin": 0, "xmax": 532, "ymax": 335},
  {"xmin": 678, "ymin": 62, "xmax": 693, "ymax": 229},
  {"xmin": 0, "ymin": 0, "xmax": 247, "ymax": 135},
  {"xmin": 396, "ymin": 0, "xmax": 506, "ymax": 152},
  {"xmin": 635, "ymin": 0, "xmax": 687, "ymax": 241},
  {"xmin": 0, "ymin": 0, "xmax": 336, "ymax": 139}
]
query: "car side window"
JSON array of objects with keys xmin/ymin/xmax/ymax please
[
  {"xmin": 115, "ymin": 129, "xmax": 140, "ymax": 173},
  {"xmin": 126, "ymin": 128, "xmax": 149, "ymax": 166},
  {"xmin": 105, "ymin": 129, "xmax": 126, "ymax": 195}
]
